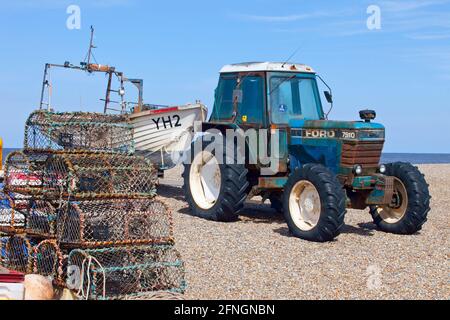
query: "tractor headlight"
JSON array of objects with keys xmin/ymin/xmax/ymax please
[
  {"xmin": 379, "ymin": 164, "xmax": 386, "ymax": 174},
  {"xmin": 358, "ymin": 129, "xmax": 385, "ymax": 140},
  {"xmin": 353, "ymin": 165, "xmax": 363, "ymax": 175}
]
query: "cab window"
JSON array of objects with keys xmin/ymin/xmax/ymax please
[
  {"xmin": 211, "ymin": 75, "xmax": 237, "ymax": 120},
  {"xmin": 270, "ymin": 75, "xmax": 323, "ymax": 124},
  {"xmin": 211, "ymin": 74, "xmax": 265, "ymax": 125}
]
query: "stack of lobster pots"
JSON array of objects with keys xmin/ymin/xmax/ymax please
[{"xmin": 0, "ymin": 110, "xmax": 186, "ymax": 300}]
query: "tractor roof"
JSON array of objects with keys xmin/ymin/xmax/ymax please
[{"xmin": 220, "ymin": 62, "xmax": 315, "ymax": 74}]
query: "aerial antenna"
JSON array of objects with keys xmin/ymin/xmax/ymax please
[
  {"xmin": 84, "ymin": 25, "xmax": 98, "ymax": 67},
  {"xmin": 281, "ymin": 44, "xmax": 303, "ymax": 68}
]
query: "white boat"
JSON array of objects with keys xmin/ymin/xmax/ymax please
[{"xmin": 129, "ymin": 103, "xmax": 207, "ymax": 170}]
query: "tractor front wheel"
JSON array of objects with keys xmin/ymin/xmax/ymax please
[
  {"xmin": 183, "ymin": 140, "xmax": 249, "ymax": 222},
  {"xmin": 369, "ymin": 162, "xmax": 431, "ymax": 234},
  {"xmin": 283, "ymin": 164, "xmax": 346, "ymax": 242}
]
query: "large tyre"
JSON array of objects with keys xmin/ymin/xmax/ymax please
[
  {"xmin": 183, "ymin": 140, "xmax": 249, "ymax": 222},
  {"xmin": 369, "ymin": 162, "xmax": 431, "ymax": 234},
  {"xmin": 283, "ymin": 164, "xmax": 346, "ymax": 242}
]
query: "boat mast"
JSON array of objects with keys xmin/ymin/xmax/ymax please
[
  {"xmin": 86, "ymin": 26, "xmax": 95, "ymax": 67},
  {"xmin": 85, "ymin": 26, "xmax": 114, "ymax": 114},
  {"xmin": 39, "ymin": 63, "xmax": 50, "ymax": 110},
  {"xmin": 38, "ymin": 26, "xmax": 141, "ymax": 115}
]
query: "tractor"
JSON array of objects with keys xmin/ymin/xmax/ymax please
[{"xmin": 183, "ymin": 62, "xmax": 431, "ymax": 242}]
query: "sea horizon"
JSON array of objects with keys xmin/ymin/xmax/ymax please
[{"xmin": 2, "ymin": 147, "xmax": 450, "ymax": 165}]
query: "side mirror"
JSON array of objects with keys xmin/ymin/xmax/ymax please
[{"xmin": 324, "ymin": 91, "xmax": 333, "ymax": 104}]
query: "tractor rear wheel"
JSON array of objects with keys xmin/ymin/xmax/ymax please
[
  {"xmin": 369, "ymin": 162, "xmax": 431, "ymax": 234},
  {"xmin": 183, "ymin": 140, "xmax": 249, "ymax": 222},
  {"xmin": 283, "ymin": 164, "xmax": 346, "ymax": 242}
]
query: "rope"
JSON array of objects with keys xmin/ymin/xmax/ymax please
[{"xmin": 78, "ymin": 256, "xmax": 106, "ymax": 300}]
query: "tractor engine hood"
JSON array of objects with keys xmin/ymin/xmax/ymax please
[
  {"xmin": 289, "ymin": 119, "xmax": 385, "ymax": 141},
  {"xmin": 290, "ymin": 119, "xmax": 384, "ymax": 130}
]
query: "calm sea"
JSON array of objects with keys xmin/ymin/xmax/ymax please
[{"xmin": 2, "ymin": 148, "xmax": 450, "ymax": 165}]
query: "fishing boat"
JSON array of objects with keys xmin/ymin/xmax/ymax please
[
  {"xmin": 130, "ymin": 103, "xmax": 206, "ymax": 169},
  {"xmin": 37, "ymin": 27, "xmax": 207, "ymax": 171}
]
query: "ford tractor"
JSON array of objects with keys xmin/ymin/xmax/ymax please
[{"xmin": 183, "ymin": 62, "xmax": 431, "ymax": 242}]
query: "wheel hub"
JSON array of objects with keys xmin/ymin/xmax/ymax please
[
  {"xmin": 303, "ymin": 198, "xmax": 315, "ymax": 212},
  {"xmin": 189, "ymin": 151, "xmax": 221, "ymax": 210},
  {"xmin": 289, "ymin": 180, "xmax": 321, "ymax": 231},
  {"xmin": 377, "ymin": 177, "xmax": 408, "ymax": 224}
]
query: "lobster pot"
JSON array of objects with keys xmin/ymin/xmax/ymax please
[
  {"xmin": 0, "ymin": 192, "xmax": 25, "ymax": 234},
  {"xmin": 33, "ymin": 240, "xmax": 64, "ymax": 284},
  {"xmin": 57, "ymin": 198, "xmax": 173, "ymax": 247},
  {"xmin": 44, "ymin": 152, "xmax": 158, "ymax": 199},
  {"xmin": 3, "ymin": 151, "xmax": 49, "ymax": 195},
  {"xmin": 0, "ymin": 236, "xmax": 34, "ymax": 273},
  {"xmin": 0, "ymin": 237, "xmax": 8, "ymax": 265},
  {"xmin": 25, "ymin": 200, "xmax": 57, "ymax": 237},
  {"xmin": 24, "ymin": 110, "xmax": 135, "ymax": 154},
  {"xmin": 67, "ymin": 245, "xmax": 186, "ymax": 300}
]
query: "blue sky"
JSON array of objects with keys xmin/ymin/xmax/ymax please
[{"xmin": 0, "ymin": 0, "xmax": 449, "ymax": 152}]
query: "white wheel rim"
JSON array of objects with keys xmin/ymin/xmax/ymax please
[
  {"xmin": 289, "ymin": 180, "xmax": 321, "ymax": 231},
  {"xmin": 189, "ymin": 151, "xmax": 221, "ymax": 210},
  {"xmin": 377, "ymin": 178, "xmax": 408, "ymax": 224}
]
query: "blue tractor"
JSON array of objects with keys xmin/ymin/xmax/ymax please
[{"xmin": 183, "ymin": 62, "xmax": 431, "ymax": 242}]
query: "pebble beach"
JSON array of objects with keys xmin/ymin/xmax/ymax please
[{"xmin": 159, "ymin": 164, "xmax": 449, "ymax": 300}]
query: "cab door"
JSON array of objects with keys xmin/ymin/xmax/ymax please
[
  {"xmin": 235, "ymin": 72, "xmax": 266, "ymax": 128},
  {"xmin": 233, "ymin": 72, "xmax": 269, "ymax": 169}
]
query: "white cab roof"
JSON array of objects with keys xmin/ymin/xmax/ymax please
[{"xmin": 220, "ymin": 62, "xmax": 315, "ymax": 74}]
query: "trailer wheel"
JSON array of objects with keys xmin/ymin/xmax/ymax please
[
  {"xmin": 369, "ymin": 162, "xmax": 431, "ymax": 234},
  {"xmin": 283, "ymin": 164, "xmax": 346, "ymax": 242},
  {"xmin": 183, "ymin": 140, "xmax": 249, "ymax": 222}
]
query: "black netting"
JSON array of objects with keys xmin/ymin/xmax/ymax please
[{"xmin": 25, "ymin": 200, "xmax": 57, "ymax": 237}]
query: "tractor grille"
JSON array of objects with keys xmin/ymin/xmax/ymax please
[{"xmin": 341, "ymin": 141, "xmax": 384, "ymax": 168}]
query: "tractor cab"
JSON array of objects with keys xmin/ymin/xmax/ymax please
[{"xmin": 210, "ymin": 62, "xmax": 324, "ymax": 127}]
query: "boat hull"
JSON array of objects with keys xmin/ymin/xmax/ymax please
[{"xmin": 129, "ymin": 104, "xmax": 207, "ymax": 169}]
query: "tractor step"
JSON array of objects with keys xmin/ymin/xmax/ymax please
[{"xmin": 257, "ymin": 177, "xmax": 288, "ymax": 190}]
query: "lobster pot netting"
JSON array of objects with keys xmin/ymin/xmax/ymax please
[
  {"xmin": 0, "ymin": 235, "xmax": 34, "ymax": 273},
  {"xmin": 4, "ymin": 151, "xmax": 50, "ymax": 195},
  {"xmin": 122, "ymin": 291, "xmax": 185, "ymax": 300},
  {"xmin": 24, "ymin": 199, "xmax": 57, "ymax": 237},
  {"xmin": 33, "ymin": 240, "xmax": 64, "ymax": 284},
  {"xmin": 44, "ymin": 152, "xmax": 158, "ymax": 199},
  {"xmin": 24, "ymin": 110, "xmax": 134, "ymax": 154},
  {"xmin": 57, "ymin": 198, "xmax": 173, "ymax": 247},
  {"xmin": 0, "ymin": 192, "xmax": 25, "ymax": 233},
  {"xmin": 67, "ymin": 245, "xmax": 186, "ymax": 300},
  {"xmin": 0, "ymin": 237, "xmax": 8, "ymax": 267},
  {"xmin": 1, "ymin": 188, "xmax": 56, "ymax": 237}
]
